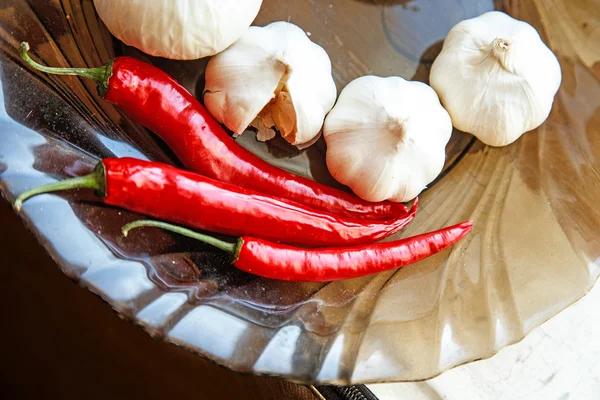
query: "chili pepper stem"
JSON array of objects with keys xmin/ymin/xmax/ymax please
[
  {"xmin": 14, "ymin": 163, "xmax": 106, "ymax": 211},
  {"xmin": 122, "ymin": 220, "xmax": 240, "ymax": 257},
  {"xmin": 19, "ymin": 42, "xmax": 113, "ymax": 96}
]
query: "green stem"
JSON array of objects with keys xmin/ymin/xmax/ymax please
[
  {"xmin": 122, "ymin": 220, "xmax": 238, "ymax": 254},
  {"xmin": 19, "ymin": 42, "xmax": 113, "ymax": 96},
  {"xmin": 14, "ymin": 163, "xmax": 106, "ymax": 211}
]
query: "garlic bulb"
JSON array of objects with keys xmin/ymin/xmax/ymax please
[
  {"xmin": 430, "ymin": 11, "xmax": 561, "ymax": 147},
  {"xmin": 323, "ymin": 76, "xmax": 452, "ymax": 203},
  {"xmin": 93, "ymin": 0, "xmax": 263, "ymax": 60},
  {"xmin": 204, "ymin": 21, "xmax": 337, "ymax": 147}
]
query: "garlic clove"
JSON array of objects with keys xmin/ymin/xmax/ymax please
[
  {"xmin": 324, "ymin": 76, "xmax": 452, "ymax": 203},
  {"xmin": 204, "ymin": 21, "xmax": 337, "ymax": 147},
  {"xmin": 271, "ymin": 91, "xmax": 297, "ymax": 142},
  {"xmin": 204, "ymin": 30, "xmax": 288, "ymax": 134},
  {"xmin": 430, "ymin": 11, "xmax": 561, "ymax": 146},
  {"xmin": 250, "ymin": 116, "xmax": 277, "ymax": 142}
]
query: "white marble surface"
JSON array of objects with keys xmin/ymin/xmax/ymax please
[{"xmin": 368, "ymin": 281, "xmax": 600, "ymax": 400}]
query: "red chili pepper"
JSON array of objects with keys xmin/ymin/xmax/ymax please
[
  {"xmin": 19, "ymin": 42, "xmax": 408, "ymax": 220},
  {"xmin": 121, "ymin": 220, "xmax": 473, "ymax": 282},
  {"xmin": 14, "ymin": 157, "xmax": 416, "ymax": 247}
]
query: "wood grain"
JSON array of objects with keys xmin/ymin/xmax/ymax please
[{"xmin": 0, "ymin": 200, "xmax": 316, "ymax": 400}]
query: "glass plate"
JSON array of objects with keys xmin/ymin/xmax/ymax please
[{"xmin": 1, "ymin": 0, "xmax": 598, "ymax": 384}]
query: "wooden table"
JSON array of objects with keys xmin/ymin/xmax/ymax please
[{"xmin": 0, "ymin": 200, "xmax": 317, "ymax": 399}]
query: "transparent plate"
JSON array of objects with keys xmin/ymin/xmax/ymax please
[{"xmin": 0, "ymin": 0, "xmax": 598, "ymax": 384}]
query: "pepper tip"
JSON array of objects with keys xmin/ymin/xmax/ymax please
[
  {"xmin": 460, "ymin": 220, "xmax": 474, "ymax": 234},
  {"xmin": 13, "ymin": 199, "xmax": 22, "ymax": 212}
]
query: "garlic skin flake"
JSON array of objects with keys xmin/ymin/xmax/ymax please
[
  {"xmin": 204, "ymin": 21, "xmax": 337, "ymax": 147},
  {"xmin": 323, "ymin": 76, "xmax": 452, "ymax": 203},
  {"xmin": 430, "ymin": 11, "xmax": 561, "ymax": 147},
  {"xmin": 93, "ymin": 0, "xmax": 263, "ymax": 60}
]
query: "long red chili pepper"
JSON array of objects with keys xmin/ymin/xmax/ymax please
[
  {"xmin": 121, "ymin": 220, "xmax": 473, "ymax": 282},
  {"xmin": 19, "ymin": 42, "xmax": 408, "ymax": 220},
  {"xmin": 14, "ymin": 157, "xmax": 416, "ymax": 247}
]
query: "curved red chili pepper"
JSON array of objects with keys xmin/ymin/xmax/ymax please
[
  {"xmin": 14, "ymin": 157, "xmax": 417, "ymax": 247},
  {"xmin": 121, "ymin": 220, "xmax": 473, "ymax": 282},
  {"xmin": 19, "ymin": 42, "xmax": 409, "ymax": 220}
]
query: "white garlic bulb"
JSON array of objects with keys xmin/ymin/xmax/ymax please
[
  {"xmin": 430, "ymin": 11, "xmax": 561, "ymax": 147},
  {"xmin": 204, "ymin": 21, "xmax": 337, "ymax": 147},
  {"xmin": 93, "ymin": 0, "xmax": 263, "ymax": 60},
  {"xmin": 323, "ymin": 76, "xmax": 452, "ymax": 203}
]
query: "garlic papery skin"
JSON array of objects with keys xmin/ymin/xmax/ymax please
[
  {"xmin": 323, "ymin": 76, "xmax": 452, "ymax": 203},
  {"xmin": 204, "ymin": 21, "xmax": 337, "ymax": 147},
  {"xmin": 430, "ymin": 11, "xmax": 562, "ymax": 147},
  {"xmin": 93, "ymin": 0, "xmax": 263, "ymax": 60}
]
